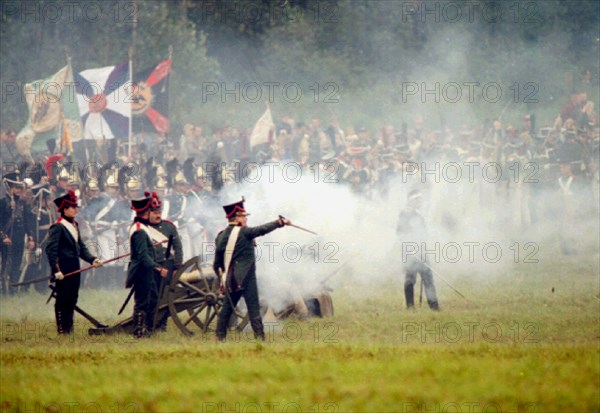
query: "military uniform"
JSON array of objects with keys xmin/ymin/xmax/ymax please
[
  {"xmin": 45, "ymin": 191, "xmax": 98, "ymax": 334},
  {"xmin": 126, "ymin": 193, "xmax": 168, "ymax": 338},
  {"xmin": 22, "ymin": 184, "xmax": 54, "ymax": 293},
  {"xmin": 213, "ymin": 199, "xmax": 285, "ymax": 341},
  {"xmin": 0, "ymin": 172, "xmax": 35, "ymax": 295},
  {"xmin": 149, "ymin": 218, "xmax": 183, "ymax": 332}
]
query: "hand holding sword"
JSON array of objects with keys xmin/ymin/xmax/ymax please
[{"xmin": 278, "ymin": 215, "xmax": 317, "ymax": 235}]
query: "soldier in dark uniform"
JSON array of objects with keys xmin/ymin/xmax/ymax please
[
  {"xmin": 397, "ymin": 189, "xmax": 440, "ymax": 311},
  {"xmin": 0, "ymin": 172, "xmax": 35, "ymax": 295},
  {"xmin": 147, "ymin": 194, "xmax": 183, "ymax": 332},
  {"xmin": 22, "ymin": 183, "xmax": 55, "ymax": 293},
  {"xmin": 213, "ymin": 198, "xmax": 290, "ymax": 342},
  {"xmin": 45, "ymin": 190, "xmax": 102, "ymax": 334},
  {"xmin": 126, "ymin": 192, "xmax": 169, "ymax": 338}
]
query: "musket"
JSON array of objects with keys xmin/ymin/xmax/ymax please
[
  {"xmin": 12, "ymin": 239, "xmax": 168, "ymax": 287},
  {"xmin": 278, "ymin": 215, "xmax": 318, "ymax": 236},
  {"xmin": 152, "ymin": 234, "xmax": 174, "ymax": 331},
  {"xmin": 421, "ymin": 261, "xmax": 467, "ymax": 300}
]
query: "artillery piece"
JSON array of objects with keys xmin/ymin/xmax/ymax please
[{"xmin": 84, "ymin": 256, "xmax": 333, "ymax": 337}]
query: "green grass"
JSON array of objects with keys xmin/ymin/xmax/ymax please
[{"xmin": 1, "ymin": 250, "xmax": 599, "ymax": 413}]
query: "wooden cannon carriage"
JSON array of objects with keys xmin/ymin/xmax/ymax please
[{"xmin": 84, "ymin": 256, "xmax": 333, "ymax": 337}]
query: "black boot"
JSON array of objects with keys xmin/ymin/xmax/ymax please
[
  {"xmin": 63, "ymin": 309, "xmax": 74, "ymax": 334},
  {"xmin": 429, "ymin": 301, "xmax": 440, "ymax": 311},
  {"xmin": 215, "ymin": 314, "xmax": 229, "ymax": 342},
  {"xmin": 133, "ymin": 311, "xmax": 147, "ymax": 338},
  {"xmin": 155, "ymin": 312, "xmax": 169, "ymax": 332},
  {"xmin": 404, "ymin": 284, "xmax": 415, "ymax": 309},
  {"xmin": 55, "ymin": 309, "xmax": 66, "ymax": 335},
  {"xmin": 250, "ymin": 317, "xmax": 265, "ymax": 341}
]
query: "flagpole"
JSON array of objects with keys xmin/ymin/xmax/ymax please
[
  {"xmin": 128, "ymin": 47, "xmax": 133, "ymax": 159},
  {"xmin": 67, "ymin": 51, "xmax": 90, "ymax": 163}
]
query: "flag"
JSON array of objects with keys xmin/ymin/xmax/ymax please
[
  {"xmin": 75, "ymin": 63, "xmax": 130, "ymax": 140},
  {"xmin": 15, "ymin": 65, "xmax": 83, "ymax": 158},
  {"xmin": 250, "ymin": 104, "xmax": 275, "ymax": 148},
  {"xmin": 132, "ymin": 59, "xmax": 171, "ymax": 134},
  {"xmin": 61, "ymin": 114, "xmax": 73, "ymax": 154}
]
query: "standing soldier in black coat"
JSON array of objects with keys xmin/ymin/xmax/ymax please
[
  {"xmin": 147, "ymin": 193, "xmax": 183, "ymax": 332},
  {"xmin": 1, "ymin": 172, "xmax": 35, "ymax": 295},
  {"xmin": 397, "ymin": 189, "xmax": 440, "ymax": 311},
  {"xmin": 45, "ymin": 190, "xmax": 102, "ymax": 334},
  {"xmin": 126, "ymin": 192, "xmax": 169, "ymax": 338},
  {"xmin": 213, "ymin": 198, "xmax": 290, "ymax": 342}
]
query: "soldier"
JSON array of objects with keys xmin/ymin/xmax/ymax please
[
  {"xmin": 168, "ymin": 170, "xmax": 194, "ymax": 260},
  {"xmin": 0, "ymin": 172, "xmax": 35, "ymax": 295},
  {"xmin": 213, "ymin": 198, "xmax": 290, "ymax": 342},
  {"xmin": 397, "ymin": 189, "xmax": 440, "ymax": 311},
  {"xmin": 22, "ymin": 183, "xmax": 55, "ymax": 293},
  {"xmin": 147, "ymin": 193, "xmax": 183, "ymax": 332},
  {"xmin": 126, "ymin": 192, "xmax": 169, "ymax": 338},
  {"xmin": 45, "ymin": 190, "xmax": 102, "ymax": 334}
]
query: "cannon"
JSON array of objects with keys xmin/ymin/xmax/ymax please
[{"xmin": 85, "ymin": 256, "xmax": 334, "ymax": 337}]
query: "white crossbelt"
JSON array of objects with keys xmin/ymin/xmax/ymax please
[
  {"xmin": 129, "ymin": 222, "xmax": 168, "ymax": 245},
  {"xmin": 222, "ymin": 226, "xmax": 241, "ymax": 288},
  {"xmin": 59, "ymin": 219, "xmax": 79, "ymax": 242}
]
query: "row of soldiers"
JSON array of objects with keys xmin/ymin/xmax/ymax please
[
  {"xmin": 0, "ymin": 160, "xmax": 216, "ymax": 294},
  {"xmin": 2, "ymin": 111, "xmax": 599, "ymax": 293}
]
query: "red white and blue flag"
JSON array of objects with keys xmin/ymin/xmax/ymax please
[{"xmin": 75, "ymin": 63, "xmax": 130, "ymax": 140}]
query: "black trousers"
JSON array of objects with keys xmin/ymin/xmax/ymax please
[
  {"xmin": 54, "ymin": 274, "xmax": 81, "ymax": 333},
  {"xmin": 133, "ymin": 270, "xmax": 159, "ymax": 331},
  {"xmin": 216, "ymin": 272, "xmax": 263, "ymax": 341},
  {"xmin": 1, "ymin": 236, "xmax": 25, "ymax": 295}
]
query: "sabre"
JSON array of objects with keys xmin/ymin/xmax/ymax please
[
  {"xmin": 11, "ymin": 239, "xmax": 169, "ymax": 287},
  {"xmin": 278, "ymin": 215, "xmax": 318, "ymax": 235}
]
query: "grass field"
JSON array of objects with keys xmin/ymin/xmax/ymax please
[{"xmin": 1, "ymin": 246, "xmax": 599, "ymax": 413}]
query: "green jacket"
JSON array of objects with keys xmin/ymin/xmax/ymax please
[
  {"xmin": 213, "ymin": 220, "xmax": 283, "ymax": 289},
  {"xmin": 126, "ymin": 218, "xmax": 162, "ymax": 288},
  {"xmin": 150, "ymin": 219, "xmax": 183, "ymax": 266}
]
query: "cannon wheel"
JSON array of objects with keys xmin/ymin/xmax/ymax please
[{"xmin": 166, "ymin": 256, "xmax": 250, "ymax": 336}]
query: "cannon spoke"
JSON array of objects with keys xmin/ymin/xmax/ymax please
[
  {"xmin": 183, "ymin": 303, "xmax": 206, "ymax": 327},
  {"xmin": 177, "ymin": 279, "xmax": 208, "ymax": 297}
]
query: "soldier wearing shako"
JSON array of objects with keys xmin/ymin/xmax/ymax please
[
  {"xmin": 147, "ymin": 192, "xmax": 183, "ymax": 332},
  {"xmin": 1, "ymin": 172, "xmax": 35, "ymax": 295},
  {"xmin": 213, "ymin": 198, "xmax": 290, "ymax": 342},
  {"xmin": 22, "ymin": 183, "xmax": 55, "ymax": 293},
  {"xmin": 45, "ymin": 190, "xmax": 102, "ymax": 334},
  {"xmin": 126, "ymin": 192, "xmax": 169, "ymax": 338}
]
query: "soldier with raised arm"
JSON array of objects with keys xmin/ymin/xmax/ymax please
[{"xmin": 213, "ymin": 198, "xmax": 290, "ymax": 342}]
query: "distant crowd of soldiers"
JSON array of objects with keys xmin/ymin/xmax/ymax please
[{"xmin": 1, "ymin": 91, "xmax": 598, "ymax": 294}]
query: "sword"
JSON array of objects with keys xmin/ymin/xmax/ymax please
[{"xmin": 278, "ymin": 215, "xmax": 318, "ymax": 235}]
